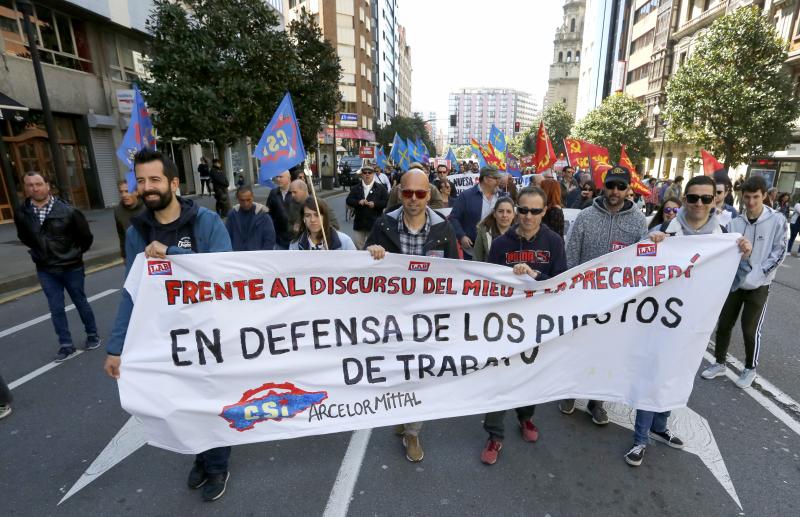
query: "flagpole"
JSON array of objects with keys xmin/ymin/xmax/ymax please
[{"xmin": 305, "ymin": 172, "xmax": 330, "ymax": 250}]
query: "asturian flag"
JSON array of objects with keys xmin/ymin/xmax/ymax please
[{"xmin": 253, "ymin": 92, "xmax": 306, "ymax": 183}]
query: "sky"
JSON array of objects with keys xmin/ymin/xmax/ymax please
[{"xmin": 399, "ymin": 0, "xmax": 566, "ymax": 124}]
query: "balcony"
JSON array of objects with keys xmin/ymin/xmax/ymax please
[{"xmin": 671, "ymin": 0, "xmax": 728, "ymax": 41}]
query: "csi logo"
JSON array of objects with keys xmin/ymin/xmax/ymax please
[
  {"xmin": 408, "ymin": 261, "xmax": 430, "ymax": 272},
  {"xmin": 636, "ymin": 243, "xmax": 657, "ymax": 257},
  {"xmin": 147, "ymin": 260, "xmax": 172, "ymax": 275}
]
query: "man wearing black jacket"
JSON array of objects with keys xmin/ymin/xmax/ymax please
[
  {"xmin": 346, "ymin": 165, "xmax": 388, "ymax": 249},
  {"xmin": 266, "ymin": 170, "xmax": 293, "ymax": 249},
  {"xmin": 365, "ymin": 168, "xmax": 459, "ymax": 463},
  {"xmin": 15, "ymin": 172, "xmax": 99, "ymax": 362},
  {"xmin": 210, "ymin": 159, "xmax": 230, "ymax": 217}
]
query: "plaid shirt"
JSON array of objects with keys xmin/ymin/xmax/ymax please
[
  {"xmin": 31, "ymin": 196, "xmax": 55, "ymax": 225},
  {"xmin": 397, "ymin": 208, "xmax": 431, "ymax": 256}
]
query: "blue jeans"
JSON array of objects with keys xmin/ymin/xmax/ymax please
[
  {"xmin": 196, "ymin": 446, "xmax": 231, "ymax": 474},
  {"xmin": 634, "ymin": 409, "xmax": 670, "ymax": 446},
  {"xmin": 788, "ymin": 222, "xmax": 800, "ymax": 253},
  {"xmin": 37, "ymin": 267, "xmax": 97, "ymax": 349}
]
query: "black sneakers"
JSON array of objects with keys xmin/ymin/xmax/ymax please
[
  {"xmin": 53, "ymin": 347, "xmax": 76, "ymax": 363},
  {"xmin": 625, "ymin": 444, "xmax": 646, "ymax": 466},
  {"xmin": 202, "ymin": 472, "xmax": 230, "ymax": 502},
  {"xmin": 187, "ymin": 462, "xmax": 208, "ymax": 489},
  {"xmin": 650, "ymin": 429, "xmax": 684, "ymax": 449}
]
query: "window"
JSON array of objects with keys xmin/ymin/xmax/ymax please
[
  {"xmin": 566, "ymin": 51, "xmax": 572, "ymax": 62},
  {"xmin": 570, "ymin": 18, "xmax": 576, "ymax": 32},
  {"xmin": 633, "ymin": 0, "xmax": 658, "ymax": 24},
  {"xmin": 630, "ymin": 29, "xmax": 654, "ymax": 54},
  {"xmin": 575, "ymin": 50, "xmax": 580, "ymax": 62},
  {"xmin": 108, "ymin": 34, "xmax": 148, "ymax": 82},
  {"xmin": 626, "ymin": 63, "xmax": 650, "ymax": 84},
  {"xmin": 558, "ymin": 51, "xmax": 563, "ymax": 62},
  {"xmin": 0, "ymin": 0, "xmax": 92, "ymax": 72}
]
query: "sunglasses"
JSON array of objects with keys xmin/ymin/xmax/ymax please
[
  {"xmin": 663, "ymin": 207, "xmax": 680, "ymax": 215},
  {"xmin": 604, "ymin": 181, "xmax": 628, "ymax": 191},
  {"xmin": 516, "ymin": 206, "xmax": 544, "ymax": 215},
  {"xmin": 361, "ymin": 170, "xmax": 374, "ymax": 175},
  {"xmin": 685, "ymin": 194, "xmax": 714, "ymax": 205},
  {"xmin": 401, "ymin": 189, "xmax": 429, "ymax": 199}
]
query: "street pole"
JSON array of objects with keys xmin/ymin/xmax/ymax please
[
  {"xmin": 656, "ymin": 118, "xmax": 667, "ymax": 179},
  {"xmin": 17, "ymin": 0, "xmax": 71, "ymax": 204}
]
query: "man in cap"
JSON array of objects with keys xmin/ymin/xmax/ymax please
[
  {"xmin": 346, "ymin": 164, "xmax": 389, "ymax": 249},
  {"xmin": 449, "ymin": 165, "xmax": 507, "ymax": 259}
]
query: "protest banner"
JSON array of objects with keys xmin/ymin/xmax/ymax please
[
  {"xmin": 119, "ymin": 235, "xmax": 741, "ymax": 453},
  {"xmin": 448, "ymin": 173, "xmax": 479, "ymax": 195}
]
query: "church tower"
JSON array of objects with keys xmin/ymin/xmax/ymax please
[{"xmin": 543, "ymin": 0, "xmax": 586, "ymax": 117}]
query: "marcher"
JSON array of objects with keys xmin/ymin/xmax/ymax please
[
  {"xmin": 713, "ymin": 176, "xmax": 739, "ymax": 228},
  {"xmin": 450, "ymin": 165, "xmax": 506, "ymax": 259},
  {"xmin": 480, "ymin": 187, "xmax": 567, "ymax": 465},
  {"xmin": 0, "ymin": 372, "xmax": 12, "ymax": 420},
  {"xmin": 289, "ymin": 179, "xmax": 339, "ymax": 234},
  {"xmin": 644, "ymin": 178, "xmax": 659, "ymax": 215},
  {"xmin": 225, "ymin": 186, "xmax": 276, "ymax": 251},
  {"xmin": 198, "ymin": 156, "xmax": 211, "ymax": 196},
  {"xmin": 560, "ymin": 165, "xmax": 649, "ymax": 423},
  {"xmin": 472, "ymin": 198, "xmax": 515, "ymax": 262},
  {"xmin": 776, "ymin": 193, "xmax": 791, "ymax": 222},
  {"xmin": 290, "ymin": 198, "xmax": 356, "ymax": 250},
  {"xmin": 702, "ymin": 175, "xmax": 787, "ymax": 388},
  {"xmin": 566, "ymin": 176, "xmax": 595, "ymax": 209},
  {"xmin": 437, "ymin": 180, "xmax": 456, "ymax": 208},
  {"xmin": 15, "ymin": 172, "xmax": 100, "ymax": 362},
  {"xmin": 434, "ymin": 164, "xmax": 457, "ymax": 198},
  {"xmin": 114, "ymin": 179, "xmax": 145, "ymax": 259},
  {"xmin": 540, "ymin": 178, "xmax": 565, "ymax": 237},
  {"xmin": 559, "ymin": 165, "xmax": 578, "ymax": 203},
  {"xmin": 386, "ymin": 163, "xmax": 446, "ymax": 211},
  {"xmin": 104, "ymin": 149, "xmax": 233, "ymax": 502},
  {"xmin": 365, "ymin": 168, "xmax": 459, "ymax": 463},
  {"xmin": 210, "ymin": 159, "xmax": 231, "ymax": 217},
  {"xmin": 266, "ymin": 171, "xmax": 293, "ymax": 249},
  {"xmin": 788, "ymin": 197, "xmax": 800, "ymax": 256},
  {"xmin": 648, "ymin": 198, "xmax": 682, "ymax": 230},
  {"xmin": 767, "ymin": 187, "xmax": 779, "ymax": 210},
  {"xmin": 346, "ymin": 164, "xmax": 388, "ymax": 249}
]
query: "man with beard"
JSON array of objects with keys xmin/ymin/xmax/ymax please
[
  {"xmin": 559, "ymin": 165, "xmax": 649, "ymax": 424},
  {"xmin": 15, "ymin": 172, "xmax": 99, "ymax": 362},
  {"xmin": 104, "ymin": 149, "xmax": 233, "ymax": 502}
]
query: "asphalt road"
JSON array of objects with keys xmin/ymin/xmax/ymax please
[{"xmin": 1, "ymin": 192, "xmax": 799, "ymax": 516}]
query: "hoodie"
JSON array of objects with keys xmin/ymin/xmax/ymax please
[
  {"xmin": 657, "ymin": 208, "xmax": 725, "ymax": 236},
  {"xmin": 487, "ymin": 224, "xmax": 566, "ymax": 280},
  {"xmin": 728, "ymin": 205, "xmax": 787, "ymax": 291},
  {"xmin": 565, "ymin": 196, "xmax": 649, "ymax": 269}
]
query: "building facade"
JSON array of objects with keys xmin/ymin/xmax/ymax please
[
  {"xmin": 544, "ymin": 0, "xmax": 586, "ymax": 117},
  {"xmin": 371, "ymin": 0, "xmax": 398, "ymax": 125},
  {"xmin": 396, "ymin": 23, "xmax": 412, "ymax": 117},
  {"xmin": 447, "ymin": 88, "xmax": 537, "ymax": 147}
]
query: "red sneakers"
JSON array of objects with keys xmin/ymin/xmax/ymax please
[
  {"xmin": 480, "ymin": 439, "xmax": 503, "ymax": 465},
  {"xmin": 519, "ymin": 419, "xmax": 540, "ymax": 442}
]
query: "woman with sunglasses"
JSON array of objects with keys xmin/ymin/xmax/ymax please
[
  {"xmin": 472, "ymin": 198, "xmax": 515, "ymax": 262},
  {"xmin": 289, "ymin": 197, "xmax": 356, "ymax": 250},
  {"xmin": 648, "ymin": 198, "xmax": 682, "ymax": 230},
  {"xmin": 480, "ymin": 186, "xmax": 566, "ymax": 466},
  {"xmin": 436, "ymin": 179, "xmax": 457, "ymax": 208}
]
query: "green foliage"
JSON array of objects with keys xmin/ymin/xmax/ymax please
[
  {"xmin": 571, "ymin": 93, "xmax": 652, "ymax": 168},
  {"xmin": 375, "ymin": 115, "xmax": 437, "ymax": 157},
  {"xmin": 452, "ymin": 145, "xmax": 473, "ymax": 160},
  {"xmin": 508, "ymin": 102, "xmax": 575, "ymax": 157},
  {"xmin": 665, "ymin": 6, "xmax": 797, "ymax": 167},
  {"xmin": 144, "ymin": 1, "xmax": 341, "ymax": 158}
]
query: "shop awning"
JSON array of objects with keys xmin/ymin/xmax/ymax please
[
  {"xmin": 0, "ymin": 91, "xmax": 28, "ymax": 120},
  {"xmin": 318, "ymin": 127, "xmax": 376, "ymax": 142}
]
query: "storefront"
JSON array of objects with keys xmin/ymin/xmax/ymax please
[{"xmin": 748, "ymin": 148, "xmax": 800, "ymax": 201}]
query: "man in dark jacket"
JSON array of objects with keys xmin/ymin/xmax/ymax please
[
  {"xmin": 209, "ymin": 159, "xmax": 230, "ymax": 217},
  {"xmin": 365, "ymin": 168, "xmax": 459, "ymax": 464},
  {"xmin": 346, "ymin": 164, "xmax": 388, "ymax": 249},
  {"xmin": 198, "ymin": 157, "xmax": 211, "ymax": 196},
  {"xmin": 15, "ymin": 172, "xmax": 100, "ymax": 362},
  {"xmin": 226, "ymin": 186, "xmax": 276, "ymax": 251},
  {"xmin": 114, "ymin": 179, "xmax": 145, "ymax": 258},
  {"xmin": 450, "ymin": 165, "xmax": 507, "ymax": 259},
  {"xmin": 104, "ymin": 149, "xmax": 233, "ymax": 502},
  {"xmin": 266, "ymin": 170, "xmax": 292, "ymax": 249}
]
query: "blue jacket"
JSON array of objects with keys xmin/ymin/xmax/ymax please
[
  {"xmin": 106, "ymin": 199, "xmax": 232, "ymax": 355},
  {"xmin": 225, "ymin": 202, "xmax": 276, "ymax": 251},
  {"xmin": 449, "ymin": 184, "xmax": 507, "ymax": 243},
  {"xmin": 487, "ymin": 224, "xmax": 567, "ymax": 280}
]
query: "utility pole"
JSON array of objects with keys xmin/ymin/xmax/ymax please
[{"xmin": 17, "ymin": 0, "xmax": 71, "ymax": 204}]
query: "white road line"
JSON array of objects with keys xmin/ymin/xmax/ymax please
[
  {"xmin": 0, "ymin": 288, "xmax": 118, "ymax": 340},
  {"xmin": 703, "ymin": 352, "xmax": 800, "ymax": 437},
  {"xmin": 8, "ymin": 351, "xmax": 85, "ymax": 389},
  {"xmin": 323, "ymin": 429, "xmax": 372, "ymax": 517}
]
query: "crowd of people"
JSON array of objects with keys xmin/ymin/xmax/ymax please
[{"xmin": 4, "ymin": 146, "xmax": 793, "ymax": 502}]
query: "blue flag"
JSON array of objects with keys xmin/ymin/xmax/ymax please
[
  {"xmin": 416, "ymin": 137, "xmax": 430, "ymax": 163},
  {"xmin": 253, "ymin": 92, "xmax": 306, "ymax": 183},
  {"xmin": 406, "ymin": 138, "xmax": 421, "ymax": 163},
  {"xmin": 446, "ymin": 148, "xmax": 459, "ymax": 172},
  {"xmin": 116, "ymin": 84, "xmax": 157, "ymax": 192},
  {"xmin": 375, "ymin": 146, "xmax": 387, "ymax": 170},
  {"xmin": 390, "ymin": 134, "xmax": 410, "ymax": 171},
  {"xmin": 507, "ymin": 153, "xmax": 521, "ymax": 177}
]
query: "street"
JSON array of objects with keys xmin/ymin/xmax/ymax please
[{"xmin": 1, "ymin": 191, "xmax": 799, "ymax": 517}]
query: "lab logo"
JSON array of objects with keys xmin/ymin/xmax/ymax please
[
  {"xmin": 147, "ymin": 260, "xmax": 172, "ymax": 276},
  {"xmin": 408, "ymin": 261, "xmax": 430, "ymax": 272},
  {"xmin": 636, "ymin": 243, "xmax": 657, "ymax": 257},
  {"xmin": 220, "ymin": 382, "xmax": 328, "ymax": 432}
]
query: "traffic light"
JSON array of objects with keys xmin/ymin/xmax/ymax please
[
  {"xmin": 450, "ymin": 115, "xmax": 457, "ymax": 127},
  {"xmin": 514, "ymin": 121, "xmax": 520, "ymax": 133}
]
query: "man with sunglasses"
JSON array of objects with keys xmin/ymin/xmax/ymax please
[
  {"xmin": 434, "ymin": 164, "xmax": 458, "ymax": 200},
  {"xmin": 560, "ymin": 165, "xmax": 649, "ymax": 424},
  {"xmin": 346, "ymin": 164, "xmax": 389, "ymax": 249},
  {"xmin": 450, "ymin": 165, "xmax": 507, "ymax": 259},
  {"xmin": 702, "ymin": 175, "xmax": 786, "ymax": 389},
  {"xmin": 365, "ymin": 168, "xmax": 459, "ymax": 463},
  {"xmin": 713, "ymin": 175, "xmax": 738, "ymax": 228}
]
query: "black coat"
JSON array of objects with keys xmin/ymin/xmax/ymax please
[
  {"xmin": 266, "ymin": 187, "xmax": 292, "ymax": 246},
  {"xmin": 346, "ymin": 182, "xmax": 388, "ymax": 232},
  {"xmin": 365, "ymin": 207, "xmax": 459, "ymax": 258},
  {"xmin": 15, "ymin": 198, "xmax": 93, "ymax": 271}
]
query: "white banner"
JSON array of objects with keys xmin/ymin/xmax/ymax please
[{"xmin": 119, "ymin": 236, "xmax": 741, "ymax": 453}]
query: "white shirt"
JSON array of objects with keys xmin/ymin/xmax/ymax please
[
  {"xmin": 376, "ymin": 172, "xmax": 392, "ymax": 190},
  {"xmin": 362, "ymin": 180, "xmax": 374, "ymax": 199},
  {"xmin": 791, "ymin": 203, "xmax": 800, "ymax": 224},
  {"xmin": 480, "ymin": 190, "xmax": 499, "ymax": 220}
]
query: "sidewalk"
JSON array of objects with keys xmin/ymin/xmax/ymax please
[{"xmin": 0, "ymin": 185, "xmax": 344, "ymax": 294}]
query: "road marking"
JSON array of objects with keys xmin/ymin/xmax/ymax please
[
  {"xmin": 323, "ymin": 429, "xmax": 372, "ymax": 517},
  {"xmin": 703, "ymin": 352, "xmax": 800, "ymax": 437},
  {"xmin": 0, "ymin": 288, "xmax": 118, "ymax": 340},
  {"xmin": 9, "ymin": 351, "xmax": 85, "ymax": 389},
  {"xmin": 0, "ymin": 259, "xmax": 122, "ymax": 305}
]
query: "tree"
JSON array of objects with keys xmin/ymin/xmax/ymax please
[
  {"xmin": 571, "ymin": 93, "xmax": 652, "ymax": 169},
  {"xmin": 375, "ymin": 115, "xmax": 437, "ymax": 157},
  {"xmin": 529, "ymin": 102, "xmax": 575, "ymax": 157},
  {"xmin": 144, "ymin": 0, "xmax": 341, "ymax": 164},
  {"xmin": 665, "ymin": 6, "xmax": 797, "ymax": 168},
  {"xmin": 452, "ymin": 145, "xmax": 473, "ymax": 160}
]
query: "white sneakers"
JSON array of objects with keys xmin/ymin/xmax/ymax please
[
  {"xmin": 701, "ymin": 362, "xmax": 757, "ymax": 389},
  {"xmin": 0, "ymin": 405, "xmax": 11, "ymax": 421}
]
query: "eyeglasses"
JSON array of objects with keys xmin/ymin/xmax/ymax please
[
  {"xmin": 401, "ymin": 189, "xmax": 429, "ymax": 199},
  {"xmin": 685, "ymin": 194, "xmax": 714, "ymax": 205},
  {"xmin": 361, "ymin": 170, "xmax": 374, "ymax": 175},
  {"xmin": 604, "ymin": 181, "xmax": 628, "ymax": 191},
  {"xmin": 516, "ymin": 206, "xmax": 544, "ymax": 215},
  {"xmin": 663, "ymin": 207, "xmax": 680, "ymax": 215}
]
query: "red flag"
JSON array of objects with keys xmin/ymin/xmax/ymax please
[
  {"xmin": 533, "ymin": 121, "xmax": 557, "ymax": 172},
  {"xmin": 564, "ymin": 138, "xmax": 590, "ymax": 170},
  {"xmin": 619, "ymin": 145, "xmax": 650, "ymax": 196},
  {"xmin": 701, "ymin": 149, "xmax": 724, "ymax": 176}
]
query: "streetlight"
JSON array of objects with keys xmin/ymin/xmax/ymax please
[{"xmin": 652, "ymin": 104, "xmax": 668, "ymax": 179}]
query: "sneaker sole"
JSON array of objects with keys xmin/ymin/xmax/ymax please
[
  {"xmin": 701, "ymin": 370, "xmax": 726, "ymax": 380},
  {"xmin": 53, "ymin": 352, "xmax": 78, "ymax": 363},
  {"xmin": 558, "ymin": 404, "xmax": 575, "ymax": 415},
  {"xmin": 480, "ymin": 442, "xmax": 502, "ymax": 465},
  {"xmin": 402, "ymin": 437, "xmax": 424, "ymax": 462},
  {"xmin": 0, "ymin": 407, "xmax": 12, "ymax": 420},
  {"xmin": 519, "ymin": 422, "xmax": 539, "ymax": 442},
  {"xmin": 591, "ymin": 416, "xmax": 609, "ymax": 425},
  {"xmin": 650, "ymin": 433, "xmax": 684, "ymax": 449},
  {"xmin": 735, "ymin": 378, "xmax": 756, "ymax": 389},
  {"xmin": 625, "ymin": 456, "xmax": 643, "ymax": 467},
  {"xmin": 203, "ymin": 472, "xmax": 229, "ymax": 502}
]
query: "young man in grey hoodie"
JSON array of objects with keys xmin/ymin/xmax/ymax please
[
  {"xmin": 702, "ymin": 175, "xmax": 787, "ymax": 389},
  {"xmin": 560, "ymin": 165, "xmax": 650, "ymax": 424}
]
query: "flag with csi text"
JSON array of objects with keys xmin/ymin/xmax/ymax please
[
  {"xmin": 701, "ymin": 149, "xmax": 725, "ymax": 176},
  {"xmin": 619, "ymin": 145, "xmax": 651, "ymax": 196},
  {"xmin": 253, "ymin": 93, "xmax": 306, "ymax": 183},
  {"xmin": 446, "ymin": 148, "xmax": 460, "ymax": 172},
  {"xmin": 533, "ymin": 121, "xmax": 557, "ymax": 172},
  {"xmin": 116, "ymin": 84, "xmax": 157, "ymax": 191}
]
